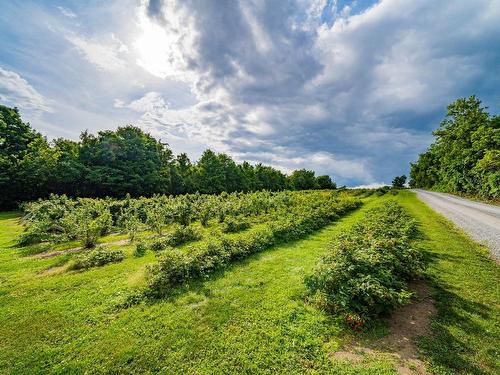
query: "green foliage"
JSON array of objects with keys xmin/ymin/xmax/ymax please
[
  {"xmin": 0, "ymin": 106, "xmax": 46, "ymax": 209},
  {"xmin": 63, "ymin": 199, "xmax": 113, "ymax": 248},
  {"xmin": 149, "ymin": 225, "xmax": 202, "ymax": 251},
  {"xmin": 288, "ymin": 169, "xmax": 319, "ymax": 190},
  {"xmin": 170, "ymin": 197, "xmax": 193, "ymax": 226},
  {"xmin": 134, "ymin": 241, "xmax": 148, "ymax": 257},
  {"xmin": 118, "ymin": 199, "xmax": 142, "ymax": 241},
  {"xmin": 316, "ymin": 175, "xmax": 337, "ymax": 189},
  {"xmin": 410, "ymin": 96, "xmax": 500, "ymax": 198},
  {"xmin": 221, "ymin": 216, "xmax": 251, "ymax": 233},
  {"xmin": 374, "ymin": 186, "xmax": 390, "ymax": 196},
  {"xmin": 70, "ymin": 248, "xmax": 124, "ymax": 270},
  {"xmin": 146, "ymin": 194, "xmax": 361, "ymax": 297},
  {"xmin": 391, "ymin": 175, "xmax": 406, "ymax": 188},
  {"xmin": 18, "ymin": 194, "xmax": 75, "ymax": 245},
  {"xmin": 145, "ymin": 198, "xmax": 168, "ymax": 236},
  {"xmin": 305, "ymin": 201, "xmax": 424, "ymax": 326},
  {"xmin": 198, "ymin": 199, "xmax": 214, "ymax": 226}
]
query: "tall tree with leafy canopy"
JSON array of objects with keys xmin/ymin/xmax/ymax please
[
  {"xmin": 0, "ymin": 105, "xmax": 47, "ymax": 208},
  {"xmin": 316, "ymin": 175, "xmax": 336, "ymax": 189},
  {"xmin": 410, "ymin": 96, "xmax": 499, "ymax": 198},
  {"xmin": 79, "ymin": 126, "xmax": 172, "ymax": 197},
  {"xmin": 391, "ymin": 175, "xmax": 407, "ymax": 189},
  {"xmin": 195, "ymin": 149, "xmax": 226, "ymax": 194},
  {"xmin": 254, "ymin": 164, "xmax": 287, "ymax": 191},
  {"xmin": 288, "ymin": 169, "xmax": 319, "ymax": 190},
  {"xmin": 170, "ymin": 153, "xmax": 195, "ymax": 195}
]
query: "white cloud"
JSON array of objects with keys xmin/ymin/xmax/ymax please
[
  {"xmin": 57, "ymin": 6, "xmax": 77, "ymax": 19},
  {"xmin": 0, "ymin": 67, "xmax": 52, "ymax": 113},
  {"xmin": 115, "ymin": 91, "xmax": 168, "ymax": 113},
  {"xmin": 352, "ymin": 183, "xmax": 388, "ymax": 189},
  {"xmin": 133, "ymin": 5, "xmax": 196, "ymax": 81},
  {"xmin": 66, "ymin": 34, "xmax": 127, "ymax": 72}
]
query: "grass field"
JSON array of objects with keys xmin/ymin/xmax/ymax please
[{"xmin": 0, "ymin": 191, "xmax": 498, "ymax": 374}]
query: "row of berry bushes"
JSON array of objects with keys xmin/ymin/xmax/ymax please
[
  {"xmin": 70, "ymin": 248, "xmax": 124, "ymax": 270},
  {"xmin": 17, "ymin": 190, "xmax": 337, "ymax": 248},
  {"xmin": 146, "ymin": 197, "xmax": 362, "ymax": 297},
  {"xmin": 147, "ymin": 225, "xmax": 202, "ymax": 251},
  {"xmin": 305, "ymin": 201, "xmax": 424, "ymax": 327}
]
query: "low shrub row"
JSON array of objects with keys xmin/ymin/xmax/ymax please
[
  {"xmin": 221, "ymin": 217, "xmax": 251, "ymax": 233},
  {"xmin": 146, "ymin": 197, "xmax": 362, "ymax": 297},
  {"xmin": 305, "ymin": 201, "xmax": 424, "ymax": 327},
  {"xmin": 70, "ymin": 248, "xmax": 125, "ymax": 270},
  {"xmin": 18, "ymin": 190, "xmax": 329, "ymax": 247},
  {"xmin": 145, "ymin": 225, "xmax": 202, "ymax": 253}
]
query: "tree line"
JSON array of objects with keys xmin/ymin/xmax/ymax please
[
  {"xmin": 0, "ymin": 105, "xmax": 336, "ymax": 209},
  {"xmin": 409, "ymin": 96, "xmax": 499, "ymax": 198}
]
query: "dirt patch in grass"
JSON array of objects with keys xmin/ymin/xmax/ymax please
[
  {"xmin": 332, "ymin": 281, "xmax": 436, "ymax": 374},
  {"xmin": 37, "ymin": 264, "xmax": 68, "ymax": 276},
  {"xmin": 33, "ymin": 239, "xmax": 131, "ymax": 259},
  {"xmin": 35, "ymin": 246, "xmax": 84, "ymax": 259}
]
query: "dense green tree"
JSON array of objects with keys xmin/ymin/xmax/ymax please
[
  {"xmin": 79, "ymin": 126, "xmax": 172, "ymax": 197},
  {"xmin": 195, "ymin": 149, "xmax": 225, "ymax": 194},
  {"xmin": 316, "ymin": 175, "xmax": 336, "ymax": 189},
  {"xmin": 0, "ymin": 106, "xmax": 46, "ymax": 208},
  {"xmin": 50, "ymin": 138, "xmax": 85, "ymax": 196},
  {"xmin": 288, "ymin": 169, "xmax": 318, "ymax": 190},
  {"xmin": 254, "ymin": 164, "xmax": 287, "ymax": 191},
  {"xmin": 170, "ymin": 153, "xmax": 195, "ymax": 195},
  {"xmin": 238, "ymin": 161, "xmax": 257, "ymax": 192},
  {"xmin": 218, "ymin": 153, "xmax": 244, "ymax": 192},
  {"xmin": 410, "ymin": 96, "xmax": 499, "ymax": 198},
  {"xmin": 391, "ymin": 175, "xmax": 407, "ymax": 189}
]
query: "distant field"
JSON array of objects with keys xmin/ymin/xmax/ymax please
[{"xmin": 0, "ymin": 190, "xmax": 498, "ymax": 374}]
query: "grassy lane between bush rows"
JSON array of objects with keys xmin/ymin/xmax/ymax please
[
  {"xmin": 145, "ymin": 197, "xmax": 361, "ymax": 297},
  {"xmin": 396, "ymin": 191, "xmax": 499, "ymax": 375}
]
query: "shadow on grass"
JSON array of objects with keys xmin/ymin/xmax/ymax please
[
  {"xmin": 146, "ymin": 248, "xmax": 272, "ymax": 303},
  {"xmin": 116, "ymin": 218, "xmax": 349, "ymax": 311},
  {"xmin": 18, "ymin": 243, "xmax": 52, "ymax": 256},
  {"xmin": 418, "ymin": 276, "xmax": 494, "ymax": 375}
]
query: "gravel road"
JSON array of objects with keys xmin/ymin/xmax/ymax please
[{"xmin": 414, "ymin": 189, "xmax": 500, "ymax": 259}]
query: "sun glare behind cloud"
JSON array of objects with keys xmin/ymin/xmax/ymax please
[{"xmin": 134, "ymin": 12, "xmax": 182, "ymax": 80}]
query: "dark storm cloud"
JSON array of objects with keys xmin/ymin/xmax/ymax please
[{"xmin": 143, "ymin": 0, "xmax": 500, "ymax": 185}]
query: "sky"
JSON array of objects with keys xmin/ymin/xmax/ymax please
[{"xmin": 0, "ymin": 0, "xmax": 499, "ymax": 187}]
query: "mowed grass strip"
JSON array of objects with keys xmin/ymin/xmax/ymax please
[
  {"xmin": 397, "ymin": 190, "xmax": 499, "ymax": 375},
  {"xmin": 0, "ymin": 197, "xmax": 402, "ymax": 374}
]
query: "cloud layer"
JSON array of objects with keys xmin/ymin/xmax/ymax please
[
  {"xmin": 134, "ymin": 0, "xmax": 499, "ymax": 184},
  {"xmin": 1, "ymin": 0, "xmax": 499, "ymax": 186}
]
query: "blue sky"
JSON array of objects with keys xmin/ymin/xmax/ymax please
[{"xmin": 1, "ymin": 0, "xmax": 499, "ymax": 187}]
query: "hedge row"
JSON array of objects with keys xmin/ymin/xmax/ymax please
[
  {"xmin": 305, "ymin": 201, "xmax": 424, "ymax": 327},
  {"xmin": 70, "ymin": 248, "xmax": 125, "ymax": 270},
  {"xmin": 146, "ymin": 197, "xmax": 362, "ymax": 297}
]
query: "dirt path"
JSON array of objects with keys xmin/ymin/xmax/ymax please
[
  {"xmin": 34, "ymin": 239, "xmax": 130, "ymax": 259},
  {"xmin": 333, "ymin": 282, "xmax": 436, "ymax": 374}
]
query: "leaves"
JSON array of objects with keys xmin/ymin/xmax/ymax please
[
  {"xmin": 410, "ymin": 96, "xmax": 499, "ymax": 198},
  {"xmin": 305, "ymin": 201, "xmax": 424, "ymax": 325}
]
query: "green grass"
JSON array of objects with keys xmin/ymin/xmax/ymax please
[
  {"xmin": 396, "ymin": 191, "xmax": 499, "ymax": 375},
  {"xmin": 0, "ymin": 192, "xmax": 498, "ymax": 374}
]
